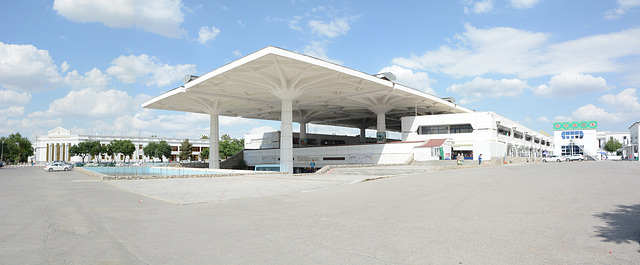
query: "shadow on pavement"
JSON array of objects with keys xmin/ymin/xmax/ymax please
[{"xmin": 593, "ymin": 204, "xmax": 640, "ymax": 252}]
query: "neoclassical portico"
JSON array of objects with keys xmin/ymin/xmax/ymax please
[{"xmin": 142, "ymin": 46, "xmax": 471, "ymax": 173}]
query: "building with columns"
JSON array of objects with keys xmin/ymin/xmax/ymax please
[{"xmin": 35, "ymin": 127, "xmax": 210, "ymax": 164}]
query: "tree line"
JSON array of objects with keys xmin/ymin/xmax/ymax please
[{"xmin": 69, "ymin": 134, "xmax": 244, "ymax": 163}]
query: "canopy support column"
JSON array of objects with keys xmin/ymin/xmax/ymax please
[
  {"xmin": 299, "ymin": 121, "xmax": 307, "ymax": 147},
  {"xmin": 368, "ymin": 104, "xmax": 394, "ymax": 143},
  {"xmin": 360, "ymin": 127, "xmax": 366, "ymax": 143},
  {"xmin": 209, "ymin": 114, "xmax": 220, "ymax": 169},
  {"xmin": 281, "ymin": 99, "xmax": 293, "ymax": 173}
]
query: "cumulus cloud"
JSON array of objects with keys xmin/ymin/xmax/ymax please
[
  {"xmin": 378, "ymin": 65, "xmax": 436, "ymax": 95},
  {"xmin": 598, "ymin": 88, "xmax": 640, "ymax": 112},
  {"xmin": 0, "ymin": 106, "xmax": 25, "ymax": 117},
  {"xmin": 46, "ymin": 89, "xmax": 143, "ymax": 119},
  {"xmin": 464, "ymin": 0, "xmax": 494, "ymax": 14},
  {"xmin": 392, "ymin": 25, "xmax": 640, "ymax": 81},
  {"xmin": 64, "ymin": 68, "xmax": 110, "ymax": 91},
  {"xmin": 0, "ymin": 42, "xmax": 64, "ymax": 92},
  {"xmin": 510, "ymin": 0, "xmax": 541, "ymax": 9},
  {"xmin": 198, "ymin": 26, "xmax": 220, "ymax": 44},
  {"xmin": 308, "ymin": 17, "xmax": 352, "ymax": 38},
  {"xmin": 106, "ymin": 54, "xmax": 196, "ymax": 87},
  {"xmin": 571, "ymin": 104, "xmax": 626, "ymax": 123},
  {"xmin": 605, "ymin": 0, "xmax": 640, "ymax": 19},
  {"xmin": 447, "ymin": 77, "xmax": 529, "ymax": 99},
  {"xmin": 532, "ymin": 73, "xmax": 611, "ymax": 98},
  {"xmin": 53, "ymin": 0, "xmax": 186, "ymax": 38},
  {"xmin": 302, "ymin": 40, "xmax": 343, "ymax": 65},
  {"xmin": 0, "ymin": 90, "xmax": 31, "ymax": 107}
]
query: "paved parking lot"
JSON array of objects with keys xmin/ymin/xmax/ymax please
[{"xmin": 1, "ymin": 161, "xmax": 639, "ymax": 264}]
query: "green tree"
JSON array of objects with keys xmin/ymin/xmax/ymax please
[
  {"xmin": 69, "ymin": 141, "xmax": 93, "ymax": 163},
  {"xmin": 200, "ymin": 147, "xmax": 209, "ymax": 161},
  {"xmin": 603, "ymin": 138, "xmax": 622, "ymax": 154},
  {"xmin": 179, "ymin": 139, "xmax": 193, "ymax": 161},
  {"xmin": 155, "ymin": 141, "xmax": 172, "ymax": 162},
  {"xmin": 143, "ymin": 142, "xmax": 158, "ymax": 161},
  {"xmin": 110, "ymin": 140, "xmax": 136, "ymax": 163},
  {"xmin": 88, "ymin": 141, "xmax": 103, "ymax": 163},
  {"xmin": 219, "ymin": 134, "xmax": 244, "ymax": 159},
  {"xmin": 1, "ymin": 133, "xmax": 33, "ymax": 163}
]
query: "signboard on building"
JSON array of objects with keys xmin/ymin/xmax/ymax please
[{"xmin": 553, "ymin": 121, "xmax": 597, "ymax": 131}]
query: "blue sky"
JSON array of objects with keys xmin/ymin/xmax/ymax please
[{"xmin": 1, "ymin": 0, "xmax": 640, "ymax": 141}]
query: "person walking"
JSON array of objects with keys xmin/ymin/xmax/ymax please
[
  {"xmin": 478, "ymin": 154, "xmax": 482, "ymax": 165},
  {"xmin": 310, "ymin": 159, "xmax": 316, "ymax": 172}
]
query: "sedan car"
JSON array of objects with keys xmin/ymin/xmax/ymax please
[
  {"xmin": 566, "ymin": 154, "xmax": 585, "ymax": 161},
  {"xmin": 542, "ymin": 155, "xmax": 566, "ymax": 162},
  {"xmin": 44, "ymin": 163, "xmax": 73, "ymax": 172}
]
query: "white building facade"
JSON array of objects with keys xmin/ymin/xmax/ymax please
[
  {"xmin": 35, "ymin": 127, "xmax": 210, "ymax": 164},
  {"xmin": 402, "ymin": 111, "xmax": 553, "ymax": 161},
  {"xmin": 625, "ymin": 122, "xmax": 640, "ymax": 161}
]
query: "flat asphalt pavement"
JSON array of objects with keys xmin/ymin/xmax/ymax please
[{"xmin": 1, "ymin": 161, "xmax": 639, "ymax": 264}]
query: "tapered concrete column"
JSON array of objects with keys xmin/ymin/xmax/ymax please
[
  {"xmin": 209, "ymin": 114, "xmax": 220, "ymax": 169},
  {"xmin": 368, "ymin": 104, "xmax": 393, "ymax": 143},
  {"xmin": 281, "ymin": 99, "xmax": 293, "ymax": 173},
  {"xmin": 299, "ymin": 121, "xmax": 307, "ymax": 147},
  {"xmin": 377, "ymin": 113, "xmax": 386, "ymax": 143}
]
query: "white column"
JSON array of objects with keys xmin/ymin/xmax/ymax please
[
  {"xmin": 368, "ymin": 104, "xmax": 393, "ymax": 143},
  {"xmin": 299, "ymin": 121, "xmax": 307, "ymax": 147},
  {"xmin": 281, "ymin": 99, "xmax": 293, "ymax": 173},
  {"xmin": 377, "ymin": 113, "xmax": 386, "ymax": 143},
  {"xmin": 209, "ymin": 114, "xmax": 220, "ymax": 169}
]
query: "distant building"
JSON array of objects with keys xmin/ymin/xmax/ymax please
[
  {"xmin": 35, "ymin": 127, "xmax": 210, "ymax": 164},
  {"xmin": 552, "ymin": 121, "xmax": 631, "ymax": 160},
  {"xmin": 625, "ymin": 122, "xmax": 640, "ymax": 161}
]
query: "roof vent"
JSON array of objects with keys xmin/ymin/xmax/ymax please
[
  {"xmin": 441, "ymin": 97, "xmax": 456, "ymax": 104},
  {"xmin": 375, "ymin": 72, "xmax": 396, "ymax": 82},
  {"xmin": 183, "ymin": 74, "xmax": 199, "ymax": 84}
]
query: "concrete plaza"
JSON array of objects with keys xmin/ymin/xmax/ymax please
[{"xmin": 1, "ymin": 161, "xmax": 638, "ymax": 264}]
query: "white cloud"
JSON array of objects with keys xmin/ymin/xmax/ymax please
[
  {"xmin": 53, "ymin": 0, "xmax": 186, "ymax": 38},
  {"xmin": 378, "ymin": 65, "xmax": 436, "ymax": 95},
  {"xmin": 0, "ymin": 42, "xmax": 64, "ymax": 92},
  {"xmin": 464, "ymin": 0, "xmax": 494, "ymax": 14},
  {"xmin": 308, "ymin": 17, "xmax": 352, "ymax": 38},
  {"xmin": 605, "ymin": 0, "xmax": 640, "ymax": 19},
  {"xmin": 537, "ymin": 116, "xmax": 550, "ymax": 123},
  {"xmin": 392, "ymin": 25, "xmax": 640, "ymax": 81},
  {"xmin": 598, "ymin": 88, "xmax": 640, "ymax": 112},
  {"xmin": 532, "ymin": 73, "xmax": 611, "ymax": 98},
  {"xmin": 302, "ymin": 40, "xmax": 343, "ymax": 65},
  {"xmin": 64, "ymin": 68, "xmax": 110, "ymax": 91},
  {"xmin": 510, "ymin": 0, "xmax": 541, "ymax": 9},
  {"xmin": 47, "ymin": 89, "xmax": 142, "ymax": 119},
  {"xmin": 233, "ymin": 50, "xmax": 242, "ymax": 56},
  {"xmin": 0, "ymin": 106, "xmax": 25, "ymax": 117},
  {"xmin": 198, "ymin": 26, "xmax": 220, "ymax": 44},
  {"xmin": 571, "ymin": 104, "xmax": 626, "ymax": 123},
  {"xmin": 106, "ymin": 54, "xmax": 196, "ymax": 87},
  {"xmin": 0, "ymin": 90, "xmax": 31, "ymax": 107},
  {"xmin": 447, "ymin": 77, "xmax": 529, "ymax": 99}
]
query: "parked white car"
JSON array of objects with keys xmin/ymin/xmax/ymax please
[
  {"xmin": 44, "ymin": 163, "xmax": 73, "ymax": 172},
  {"xmin": 566, "ymin": 154, "xmax": 585, "ymax": 161},
  {"xmin": 542, "ymin": 155, "xmax": 566, "ymax": 162}
]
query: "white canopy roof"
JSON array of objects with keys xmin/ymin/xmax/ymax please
[{"xmin": 142, "ymin": 46, "xmax": 472, "ymax": 132}]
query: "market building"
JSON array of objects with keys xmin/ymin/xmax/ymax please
[{"xmin": 143, "ymin": 46, "xmax": 554, "ymax": 172}]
